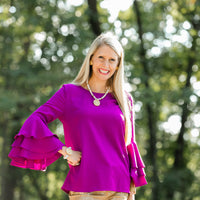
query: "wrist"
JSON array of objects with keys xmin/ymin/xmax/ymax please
[
  {"xmin": 63, "ymin": 146, "xmax": 72, "ymax": 160},
  {"xmin": 66, "ymin": 147, "xmax": 72, "ymax": 155}
]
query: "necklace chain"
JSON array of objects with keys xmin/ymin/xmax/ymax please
[{"xmin": 86, "ymin": 80, "xmax": 110, "ymax": 106}]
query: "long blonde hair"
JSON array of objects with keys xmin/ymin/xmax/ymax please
[{"xmin": 73, "ymin": 32, "xmax": 132, "ymax": 145}]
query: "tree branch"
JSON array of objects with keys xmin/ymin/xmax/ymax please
[{"xmin": 87, "ymin": 0, "xmax": 101, "ymax": 36}]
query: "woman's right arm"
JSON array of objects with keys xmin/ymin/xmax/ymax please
[{"xmin": 8, "ymin": 85, "xmax": 68, "ymax": 171}]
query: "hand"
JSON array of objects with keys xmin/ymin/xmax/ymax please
[
  {"xmin": 59, "ymin": 146, "xmax": 82, "ymax": 166},
  {"xmin": 128, "ymin": 179, "xmax": 136, "ymax": 200},
  {"xmin": 67, "ymin": 150, "xmax": 82, "ymax": 166},
  {"xmin": 128, "ymin": 192, "xmax": 135, "ymax": 200}
]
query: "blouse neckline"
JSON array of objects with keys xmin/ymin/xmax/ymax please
[{"xmin": 77, "ymin": 85, "xmax": 113, "ymax": 96}]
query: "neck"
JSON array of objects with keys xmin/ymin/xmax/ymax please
[{"xmin": 88, "ymin": 78, "xmax": 108, "ymax": 93}]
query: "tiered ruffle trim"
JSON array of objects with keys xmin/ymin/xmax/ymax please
[
  {"xmin": 127, "ymin": 142, "xmax": 147, "ymax": 187},
  {"xmin": 8, "ymin": 132, "xmax": 64, "ymax": 171}
]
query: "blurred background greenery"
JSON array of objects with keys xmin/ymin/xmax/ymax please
[{"xmin": 0, "ymin": 0, "xmax": 200, "ymax": 199}]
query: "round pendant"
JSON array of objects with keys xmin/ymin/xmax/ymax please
[{"xmin": 93, "ymin": 99, "xmax": 100, "ymax": 106}]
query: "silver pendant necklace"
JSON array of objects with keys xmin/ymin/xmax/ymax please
[{"xmin": 86, "ymin": 80, "xmax": 110, "ymax": 106}]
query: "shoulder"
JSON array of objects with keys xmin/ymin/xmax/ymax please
[
  {"xmin": 62, "ymin": 83, "xmax": 82, "ymax": 94},
  {"xmin": 62, "ymin": 83, "xmax": 79, "ymax": 90},
  {"xmin": 125, "ymin": 91, "xmax": 134, "ymax": 105}
]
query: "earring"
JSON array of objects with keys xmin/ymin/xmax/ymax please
[{"xmin": 90, "ymin": 61, "xmax": 93, "ymax": 65}]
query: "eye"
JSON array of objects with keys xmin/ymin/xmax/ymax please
[
  {"xmin": 98, "ymin": 56, "xmax": 104, "ymax": 59},
  {"xmin": 110, "ymin": 58, "xmax": 116, "ymax": 62}
]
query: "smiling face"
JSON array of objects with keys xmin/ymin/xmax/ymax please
[{"xmin": 90, "ymin": 45, "xmax": 119, "ymax": 84}]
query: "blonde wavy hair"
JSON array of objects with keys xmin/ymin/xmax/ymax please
[{"xmin": 73, "ymin": 32, "xmax": 132, "ymax": 145}]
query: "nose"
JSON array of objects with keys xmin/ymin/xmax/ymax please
[{"xmin": 103, "ymin": 59, "xmax": 110, "ymax": 67}]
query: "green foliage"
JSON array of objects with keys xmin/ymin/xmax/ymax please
[{"xmin": 163, "ymin": 168, "xmax": 194, "ymax": 192}]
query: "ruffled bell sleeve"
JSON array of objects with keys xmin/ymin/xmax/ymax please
[
  {"xmin": 127, "ymin": 94, "xmax": 148, "ymax": 187},
  {"xmin": 8, "ymin": 85, "xmax": 66, "ymax": 171}
]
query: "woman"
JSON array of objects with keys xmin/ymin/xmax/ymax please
[{"xmin": 9, "ymin": 33, "xmax": 147, "ymax": 200}]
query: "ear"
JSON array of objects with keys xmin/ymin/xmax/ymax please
[{"xmin": 89, "ymin": 55, "xmax": 94, "ymax": 66}]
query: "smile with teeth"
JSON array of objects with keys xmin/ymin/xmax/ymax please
[{"xmin": 99, "ymin": 68, "xmax": 110, "ymax": 74}]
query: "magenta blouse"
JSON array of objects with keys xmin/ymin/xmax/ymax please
[{"xmin": 8, "ymin": 84, "xmax": 147, "ymax": 193}]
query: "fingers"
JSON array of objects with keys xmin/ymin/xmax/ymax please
[
  {"xmin": 66, "ymin": 150, "xmax": 82, "ymax": 166},
  {"xmin": 67, "ymin": 160, "xmax": 80, "ymax": 166},
  {"xmin": 67, "ymin": 160, "xmax": 72, "ymax": 165},
  {"xmin": 68, "ymin": 155, "xmax": 81, "ymax": 164},
  {"xmin": 128, "ymin": 193, "xmax": 135, "ymax": 200}
]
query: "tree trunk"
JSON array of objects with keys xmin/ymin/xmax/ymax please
[
  {"xmin": 133, "ymin": 1, "xmax": 159, "ymax": 200},
  {"xmin": 30, "ymin": 173, "xmax": 49, "ymax": 200},
  {"xmin": 167, "ymin": 32, "xmax": 197, "ymax": 200},
  {"xmin": 87, "ymin": 0, "xmax": 101, "ymax": 36},
  {"xmin": 0, "ymin": 114, "xmax": 20, "ymax": 200},
  {"xmin": 0, "ymin": 31, "xmax": 31, "ymax": 200},
  {"xmin": 173, "ymin": 37, "xmax": 196, "ymax": 168}
]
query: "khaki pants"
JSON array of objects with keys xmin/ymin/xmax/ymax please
[{"xmin": 69, "ymin": 191, "xmax": 129, "ymax": 200}]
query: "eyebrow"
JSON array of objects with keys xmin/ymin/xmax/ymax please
[{"xmin": 98, "ymin": 55, "xmax": 117, "ymax": 59}]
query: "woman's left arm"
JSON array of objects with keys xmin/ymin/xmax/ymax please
[{"xmin": 127, "ymin": 93, "xmax": 148, "ymax": 188}]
